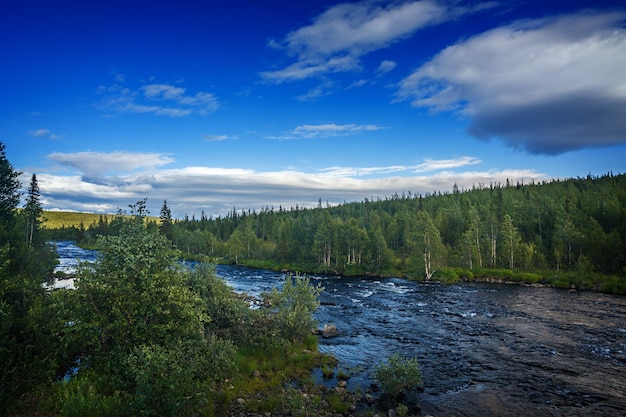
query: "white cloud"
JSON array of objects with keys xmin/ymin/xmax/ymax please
[
  {"xmin": 347, "ymin": 79, "xmax": 369, "ymax": 89},
  {"xmin": 320, "ymin": 156, "xmax": 481, "ymax": 176},
  {"xmin": 376, "ymin": 60, "xmax": 397, "ymax": 74},
  {"xmin": 204, "ymin": 134, "xmax": 236, "ymax": 142},
  {"xmin": 261, "ymin": 0, "xmax": 490, "ymax": 83},
  {"xmin": 28, "ymin": 128, "xmax": 64, "ymax": 140},
  {"xmin": 142, "ymin": 84, "xmax": 186, "ymax": 99},
  {"xmin": 29, "ymin": 128, "xmax": 51, "ymax": 137},
  {"xmin": 48, "ymin": 151, "xmax": 174, "ymax": 180},
  {"xmin": 271, "ymin": 123, "xmax": 387, "ymax": 139},
  {"xmin": 413, "ymin": 156, "xmax": 481, "ymax": 172},
  {"xmin": 261, "ymin": 55, "xmax": 360, "ymax": 83},
  {"xmin": 33, "ymin": 158, "xmax": 548, "ymax": 218},
  {"xmin": 296, "ymin": 81, "xmax": 335, "ymax": 101},
  {"xmin": 98, "ymin": 81, "xmax": 219, "ymax": 117},
  {"xmin": 397, "ymin": 11, "xmax": 626, "ymax": 154}
]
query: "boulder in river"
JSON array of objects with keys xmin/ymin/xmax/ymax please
[{"xmin": 322, "ymin": 324, "xmax": 339, "ymax": 338}]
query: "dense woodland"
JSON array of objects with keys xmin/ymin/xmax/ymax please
[{"xmin": 54, "ymin": 172, "xmax": 626, "ymax": 294}]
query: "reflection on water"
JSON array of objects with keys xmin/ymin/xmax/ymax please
[{"xmin": 56, "ymin": 242, "xmax": 626, "ymax": 416}]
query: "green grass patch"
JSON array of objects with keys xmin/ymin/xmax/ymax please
[
  {"xmin": 432, "ymin": 268, "xmax": 460, "ymax": 284},
  {"xmin": 43, "ymin": 210, "xmax": 159, "ymax": 230},
  {"xmin": 223, "ymin": 336, "xmax": 340, "ymax": 415}
]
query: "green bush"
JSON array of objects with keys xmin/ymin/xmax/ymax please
[
  {"xmin": 373, "ymin": 353, "xmax": 422, "ymax": 398},
  {"xmin": 451, "ymin": 267, "xmax": 474, "ymax": 280},
  {"xmin": 122, "ymin": 339, "xmax": 233, "ymax": 416},
  {"xmin": 514, "ymin": 272, "xmax": 543, "ymax": 284},
  {"xmin": 263, "ymin": 274, "xmax": 323, "ymax": 343},
  {"xmin": 433, "ymin": 268, "xmax": 460, "ymax": 284}
]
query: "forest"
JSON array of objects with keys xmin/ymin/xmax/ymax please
[{"xmin": 53, "ymin": 172, "xmax": 626, "ymax": 294}]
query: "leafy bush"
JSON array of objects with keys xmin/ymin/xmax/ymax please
[
  {"xmin": 185, "ymin": 262, "xmax": 249, "ymax": 340},
  {"xmin": 123, "ymin": 338, "xmax": 234, "ymax": 416},
  {"xmin": 373, "ymin": 353, "xmax": 422, "ymax": 398},
  {"xmin": 263, "ymin": 274, "xmax": 323, "ymax": 342},
  {"xmin": 55, "ymin": 204, "xmax": 236, "ymax": 416},
  {"xmin": 513, "ymin": 272, "xmax": 543, "ymax": 284},
  {"xmin": 450, "ymin": 267, "xmax": 474, "ymax": 280},
  {"xmin": 433, "ymin": 268, "xmax": 460, "ymax": 284}
]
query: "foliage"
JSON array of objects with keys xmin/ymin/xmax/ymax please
[
  {"xmin": 0, "ymin": 142, "xmax": 58, "ymax": 412},
  {"xmin": 263, "ymin": 274, "xmax": 323, "ymax": 342},
  {"xmin": 56, "ymin": 374, "xmax": 126, "ymax": 417},
  {"xmin": 432, "ymin": 268, "xmax": 460, "ymax": 284},
  {"xmin": 55, "ymin": 203, "xmax": 233, "ymax": 416},
  {"xmin": 373, "ymin": 353, "xmax": 422, "ymax": 398}
]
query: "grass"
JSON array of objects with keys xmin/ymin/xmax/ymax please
[
  {"xmin": 42, "ymin": 211, "xmax": 107, "ymax": 229},
  {"xmin": 42, "ymin": 211, "xmax": 160, "ymax": 230},
  {"xmin": 215, "ymin": 334, "xmax": 345, "ymax": 416}
]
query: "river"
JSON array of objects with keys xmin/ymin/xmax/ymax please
[{"xmin": 54, "ymin": 242, "xmax": 626, "ymax": 416}]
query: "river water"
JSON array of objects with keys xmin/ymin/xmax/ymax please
[{"xmin": 54, "ymin": 242, "xmax": 626, "ymax": 416}]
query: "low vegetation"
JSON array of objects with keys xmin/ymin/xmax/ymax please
[{"xmin": 373, "ymin": 353, "xmax": 423, "ymax": 399}]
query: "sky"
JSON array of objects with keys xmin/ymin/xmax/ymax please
[{"xmin": 1, "ymin": 0, "xmax": 625, "ymax": 219}]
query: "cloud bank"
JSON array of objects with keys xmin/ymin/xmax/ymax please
[
  {"xmin": 33, "ymin": 151, "xmax": 548, "ymax": 218},
  {"xmin": 397, "ymin": 11, "xmax": 626, "ymax": 154}
]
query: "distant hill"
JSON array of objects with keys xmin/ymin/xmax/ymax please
[{"xmin": 43, "ymin": 211, "xmax": 159, "ymax": 229}]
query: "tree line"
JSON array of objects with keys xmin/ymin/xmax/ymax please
[{"xmin": 54, "ymin": 172, "xmax": 626, "ymax": 294}]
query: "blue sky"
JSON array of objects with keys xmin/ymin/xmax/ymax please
[{"xmin": 1, "ymin": 0, "xmax": 625, "ymax": 218}]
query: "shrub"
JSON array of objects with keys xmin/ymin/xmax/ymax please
[
  {"xmin": 373, "ymin": 353, "xmax": 422, "ymax": 398},
  {"xmin": 513, "ymin": 272, "xmax": 543, "ymax": 284},
  {"xmin": 451, "ymin": 267, "xmax": 474, "ymax": 281},
  {"xmin": 263, "ymin": 274, "xmax": 323, "ymax": 343},
  {"xmin": 433, "ymin": 268, "xmax": 460, "ymax": 284}
]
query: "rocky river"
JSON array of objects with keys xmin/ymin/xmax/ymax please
[{"xmin": 54, "ymin": 241, "xmax": 626, "ymax": 416}]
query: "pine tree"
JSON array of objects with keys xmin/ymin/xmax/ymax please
[
  {"xmin": 159, "ymin": 200, "xmax": 173, "ymax": 241},
  {"xmin": 24, "ymin": 174, "xmax": 43, "ymax": 246},
  {"xmin": 0, "ymin": 142, "xmax": 21, "ymax": 227}
]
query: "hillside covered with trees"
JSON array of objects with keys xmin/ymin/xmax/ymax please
[{"xmin": 54, "ymin": 173, "xmax": 626, "ymax": 294}]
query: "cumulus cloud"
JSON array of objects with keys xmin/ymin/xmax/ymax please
[
  {"xmin": 98, "ymin": 80, "xmax": 219, "ymax": 117},
  {"xmin": 270, "ymin": 123, "xmax": 387, "ymax": 139},
  {"xmin": 396, "ymin": 11, "xmax": 626, "ymax": 154},
  {"xmin": 261, "ymin": 0, "xmax": 488, "ymax": 83},
  {"xmin": 33, "ymin": 158, "xmax": 548, "ymax": 218}
]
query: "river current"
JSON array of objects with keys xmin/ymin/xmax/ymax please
[{"xmin": 53, "ymin": 242, "xmax": 626, "ymax": 416}]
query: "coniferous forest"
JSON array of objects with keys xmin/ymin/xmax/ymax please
[{"xmin": 54, "ymin": 172, "xmax": 626, "ymax": 294}]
